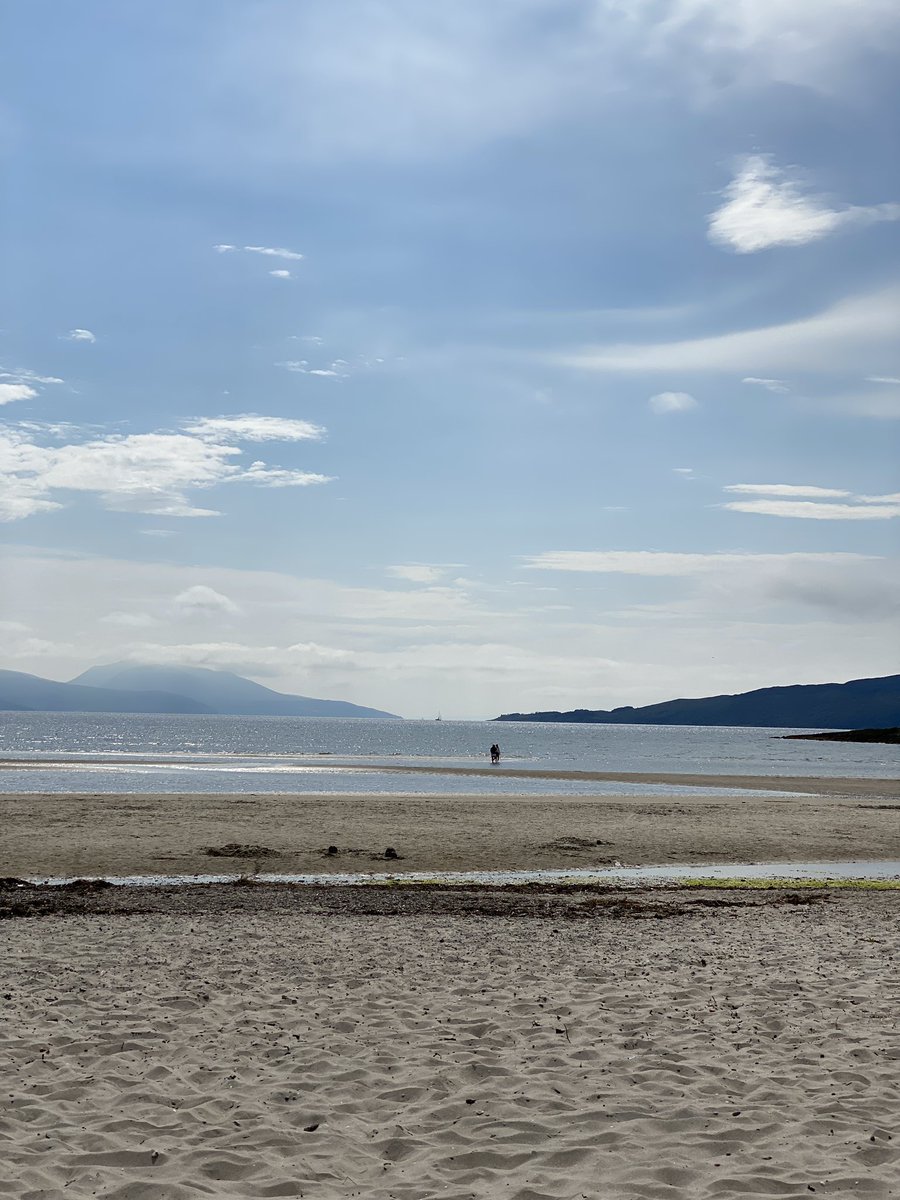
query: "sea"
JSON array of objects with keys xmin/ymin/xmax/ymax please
[{"xmin": 0, "ymin": 712, "xmax": 896, "ymax": 797}]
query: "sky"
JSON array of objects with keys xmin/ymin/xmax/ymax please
[{"xmin": 1, "ymin": 0, "xmax": 898, "ymax": 719}]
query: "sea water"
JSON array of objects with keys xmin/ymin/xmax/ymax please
[{"xmin": 0, "ymin": 712, "xmax": 895, "ymax": 795}]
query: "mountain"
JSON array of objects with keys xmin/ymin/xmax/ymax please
[
  {"xmin": 494, "ymin": 674, "xmax": 900, "ymax": 730},
  {"xmin": 70, "ymin": 663, "xmax": 399, "ymax": 718},
  {"xmin": 0, "ymin": 669, "xmax": 212, "ymax": 714}
]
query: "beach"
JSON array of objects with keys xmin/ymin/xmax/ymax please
[
  {"xmin": 2, "ymin": 773, "xmax": 899, "ymax": 1198},
  {"xmin": 0, "ymin": 771, "xmax": 898, "ymax": 879}
]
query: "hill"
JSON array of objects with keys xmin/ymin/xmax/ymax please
[
  {"xmin": 494, "ymin": 674, "xmax": 900, "ymax": 730},
  {"xmin": 0, "ymin": 669, "xmax": 212, "ymax": 715},
  {"xmin": 71, "ymin": 663, "xmax": 399, "ymax": 718}
]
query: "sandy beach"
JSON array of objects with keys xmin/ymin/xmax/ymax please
[
  {"xmin": 0, "ymin": 771, "xmax": 897, "ymax": 880},
  {"xmin": 2, "ymin": 774, "xmax": 899, "ymax": 1198},
  {"xmin": 2, "ymin": 886, "xmax": 899, "ymax": 1199}
]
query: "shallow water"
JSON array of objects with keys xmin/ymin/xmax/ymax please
[
  {"xmin": 0, "ymin": 712, "xmax": 896, "ymax": 796},
  {"xmin": 27, "ymin": 859, "xmax": 900, "ymax": 888},
  {"xmin": 0, "ymin": 757, "xmax": 805, "ymax": 798}
]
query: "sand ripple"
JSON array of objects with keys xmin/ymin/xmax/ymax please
[{"xmin": 1, "ymin": 898, "xmax": 898, "ymax": 1198}]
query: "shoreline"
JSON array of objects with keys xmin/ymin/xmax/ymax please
[
  {"xmin": 2, "ymin": 758, "xmax": 898, "ymax": 795},
  {"xmin": 5, "ymin": 875, "xmax": 900, "ymax": 921}
]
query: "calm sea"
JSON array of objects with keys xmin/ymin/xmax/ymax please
[{"xmin": 0, "ymin": 712, "xmax": 895, "ymax": 796}]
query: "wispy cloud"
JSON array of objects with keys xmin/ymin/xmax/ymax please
[
  {"xmin": 278, "ymin": 360, "xmax": 348, "ymax": 379},
  {"xmin": 215, "ymin": 244, "xmax": 304, "ymax": 262},
  {"xmin": 1, "ymin": 367, "xmax": 64, "ymax": 386},
  {"xmin": 557, "ymin": 286, "xmax": 900, "ymax": 375},
  {"xmin": 708, "ymin": 155, "xmax": 900, "ymax": 254},
  {"xmin": 724, "ymin": 483, "xmax": 851, "ymax": 499},
  {"xmin": 386, "ymin": 564, "xmax": 452, "ymax": 584},
  {"xmin": 522, "ymin": 550, "xmax": 872, "ymax": 576},
  {"xmin": 63, "ymin": 328, "xmax": 97, "ymax": 343},
  {"xmin": 648, "ymin": 390, "xmax": 697, "ymax": 414},
  {"xmin": 867, "ymin": 375, "xmax": 900, "ymax": 385},
  {"xmin": 742, "ymin": 377, "xmax": 790, "ymax": 394},
  {"xmin": 236, "ymin": 463, "xmax": 333, "ymax": 488},
  {"xmin": 185, "ymin": 414, "xmax": 325, "ymax": 442},
  {"xmin": 101, "ymin": 610, "xmax": 160, "ymax": 628},
  {"xmin": 725, "ymin": 499, "xmax": 900, "ymax": 520},
  {"xmin": 723, "ymin": 483, "xmax": 900, "ymax": 520},
  {"xmin": 269, "ymin": 269, "xmax": 292, "ymax": 278},
  {"xmin": 243, "ymin": 245, "xmax": 304, "ymax": 261}
]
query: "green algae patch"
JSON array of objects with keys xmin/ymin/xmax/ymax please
[{"xmin": 678, "ymin": 876, "xmax": 900, "ymax": 891}]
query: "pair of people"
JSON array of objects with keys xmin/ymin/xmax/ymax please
[{"xmin": 490, "ymin": 742, "xmax": 501, "ymax": 764}]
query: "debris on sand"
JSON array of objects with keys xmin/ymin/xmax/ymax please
[{"xmin": 205, "ymin": 844, "xmax": 280, "ymax": 859}]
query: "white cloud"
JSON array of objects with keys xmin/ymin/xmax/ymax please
[
  {"xmin": 0, "ymin": 417, "xmax": 332, "ymax": 523},
  {"xmin": 278, "ymin": 360, "xmax": 348, "ymax": 378},
  {"xmin": 725, "ymin": 498, "xmax": 900, "ymax": 520},
  {"xmin": 0, "ymin": 383, "xmax": 37, "ymax": 405},
  {"xmin": 522, "ymin": 550, "xmax": 871, "ymax": 576},
  {"xmin": 236, "ymin": 462, "xmax": 333, "ymax": 487},
  {"xmin": 269, "ymin": 269, "xmax": 292, "ymax": 278},
  {"xmin": 173, "ymin": 585, "xmax": 242, "ymax": 616},
  {"xmin": 742, "ymin": 377, "xmax": 790, "ymax": 394},
  {"xmin": 64, "ymin": 328, "xmax": 97, "ymax": 343},
  {"xmin": 867, "ymin": 376, "xmax": 900, "ymax": 385},
  {"xmin": 708, "ymin": 155, "xmax": 900, "ymax": 254},
  {"xmin": 185, "ymin": 414, "xmax": 325, "ymax": 442},
  {"xmin": 559, "ymin": 286, "xmax": 900, "ymax": 375},
  {"xmin": 648, "ymin": 390, "xmax": 697, "ymax": 414},
  {"xmin": 243, "ymin": 245, "xmax": 304, "ymax": 261},
  {"xmin": 724, "ymin": 483, "xmax": 851, "ymax": 499},
  {"xmin": 723, "ymin": 482, "xmax": 900, "ymax": 519},
  {"xmin": 214, "ymin": 244, "xmax": 236, "ymax": 253}
]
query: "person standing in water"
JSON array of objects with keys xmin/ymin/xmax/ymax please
[{"xmin": 490, "ymin": 743, "xmax": 500, "ymax": 764}]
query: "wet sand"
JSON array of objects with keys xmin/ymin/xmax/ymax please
[{"xmin": 1, "ymin": 773, "xmax": 898, "ymax": 879}]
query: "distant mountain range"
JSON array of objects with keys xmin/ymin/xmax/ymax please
[
  {"xmin": 494, "ymin": 674, "xmax": 900, "ymax": 730},
  {"xmin": 0, "ymin": 663, "xmax": 399, "ymax": 719}
]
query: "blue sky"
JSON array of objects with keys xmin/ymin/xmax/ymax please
[{"xmin": 1, "ymin": 1, "xmax": 898, "ymax": 718}]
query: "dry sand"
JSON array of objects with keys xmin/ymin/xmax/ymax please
[
  {"xmin": 1, "ymin": 889, "xmax": 898, "ymax": 1199},
  {"xmin": 1, "ymin": 774, "xmax": 898, "ymax": 879}
]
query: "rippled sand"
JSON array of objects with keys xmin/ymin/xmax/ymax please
[{"xmin": 2, "ymin": 891, "xmax": 898, "ymax": 1199}]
